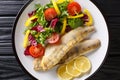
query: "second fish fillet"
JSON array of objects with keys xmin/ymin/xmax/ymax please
[{"xmin": 59, "ymin": 39, "xmax": 101, "ymax": 64}]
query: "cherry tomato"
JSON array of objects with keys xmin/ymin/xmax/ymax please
[
  {"xmin": 67, "ymin": 2, "xmax": 81, "ymax": 16},
  {"xmin": 47, "ymin": 33, "xmax": 60, "ymax": 44},
  {"xmin": 44, "ymin": 8, "xmax": 57, "ymax": 21},
  {"xmin": 29, "ymin": 44, "xmax": 45, "ymax": 58}
]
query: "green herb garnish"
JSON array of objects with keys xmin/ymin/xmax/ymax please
[
  {"xmin": 58, "ymin": 1, "xmax": 69, "ymax": 18},
  {"xmin": 35, "ymin": 4, "xmax": 48, "ymax": 27},
  {"xmin": 67, "ymin": 18, "xmax": 84, "ymax": 29},
  {"xmin": 37, "ymin": 28, "xmax": 54, "ymax": 46}
]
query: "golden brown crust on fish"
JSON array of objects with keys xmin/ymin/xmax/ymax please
[
  {"xmin": 40, "ymin": 26, "xmax": 95, "ymax": 71},
  {"xmin": 33, "ymin": 57, "xmax": 42, "ymax": 71},
  {"xmin": 59, "ymin": 39, "xmax": 101, "ymax": 64}
]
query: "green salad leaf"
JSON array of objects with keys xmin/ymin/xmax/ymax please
[
  {"xmin": 58, "ymin": 1, "xmax": 69, "ymax": 18},
  {"xmin": 44, "ymin": 1, "xmax": 53, "ymax": 8},
  {"xmin": 35, "ymin": 4, "xmax": 48, "ymax": 27},
  {"xmin": 30, "ymin": 30, "xmax": 37, "ymax": 36},
  {"xmin": 36, "ymin": 28, "xmax": 54, "ymax": 46},
  {"xmin": 67, "ymin": 18, "xmax": 84, "ymax": 29},
  {"xmin": 54, "ymin": 21, "xmax": 63, "ymax": 33},
  {"xmin": 35, "ymin": 4, "xmax": 42, "ymax": 10},
  {"xmin": 29, "ymin": 22, "xmax": 38, "ymax": 28}
]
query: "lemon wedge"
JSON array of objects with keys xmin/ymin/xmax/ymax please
[
  {"xmin": 57, "ymin": 65, "xmax": 73, "ymax": 80},
  {"xmin": 66, "ymin": 60, "xmax": 81, "ymax": 77},
  {"xmin": 74, "ymin": 56, "xmax": 91, "ymax": 73}
]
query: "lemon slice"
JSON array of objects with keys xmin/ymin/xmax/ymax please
[
  {"xmin": 57, "ymin": 65, "xmax": 73, "ymax": 80},
  {"xmin": 66, "ymin": 60, "xmax": 81, "ymax": 77},
  {"xmin": 74, "ymin": 56, "xmax": 91, "ymax": 73}
]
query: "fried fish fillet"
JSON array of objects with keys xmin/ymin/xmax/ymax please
[
  {"xmin": 59, "ymin": 39, "xmax": 101, "ymax": 64},
  {"xmin": 34, "ymin": 26, "xmax": 95, "ymax": 71},
  {"xmin": 33, "ymin": 39, "xmax": 100, "ymax": 71},
  {"xmin": 33, "ymin": 57, "xmax": 42, "ymax": 71},
  {"xmin": 41, "ymin": 26, "xmax": 95, "ymax": 71}
]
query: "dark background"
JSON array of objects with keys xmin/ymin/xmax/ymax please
[{"xmin": 0, "ymin": 0, "xmax": 120, "ymax": 80}]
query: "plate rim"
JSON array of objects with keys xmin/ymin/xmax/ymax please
[
  {"xmin": 12, "ymin": 0, "xmax": 109, "ymax": 80},
  {"xmin": 12, "ymin": 0, "xmax": 37, "ymax": 80}
]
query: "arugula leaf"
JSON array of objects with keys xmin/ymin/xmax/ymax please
[
  {"xmin": 35, "ymin": 4, "xmax": 42, "ymax": 10},
  {"xmin": 58, "ymin": 1, "xmax": 69, "ymax": 17},
  {"xmin": 44, "ymin": 1, "xmax": 53, "ymax": 8},
  {"xmin": 60, "ymin": 11, "xmax": 68, "ymax": 18},
  {"xmin": 35, "ymin": 4, "xmax": 48, "ymax": 27},
  {"xmin": 37, "ymin": 28, "xmax": 54, "ymax": 46}
]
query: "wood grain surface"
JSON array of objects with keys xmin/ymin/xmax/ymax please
[{"xmin": 0, "ymin": 0, "xmax": 120, "ymax": 80}]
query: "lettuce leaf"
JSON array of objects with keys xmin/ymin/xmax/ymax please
[
  {"xmin": 58, "ymin": 1, "xmax": 69, "ymax": 17},
  {"xmin": 67, "ymin": 18, "xmax": 84, "ymax": 29},
  {"xmin": 35, "ymin": 4, "xmax": 48, "ymax": 27}
]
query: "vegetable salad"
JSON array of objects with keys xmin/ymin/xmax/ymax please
[{"xmin": 23, "ymin": 0, "xmax": 93, "ymax": 58}]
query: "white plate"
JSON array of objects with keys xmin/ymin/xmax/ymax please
[{"xmin": 12, "ymin": 0, "xmax": 109, "ymax": 80}]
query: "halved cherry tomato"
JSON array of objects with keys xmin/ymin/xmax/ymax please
[
  {"xmin": 67, "ymin": 2, "xmax": 81, "ymax": 16},
  {"xmin": 47, "ymin": 33, "xmax": 60, "ymax": 44},
  {"xmin": 44, "ymin": 8, "xmax": 57, "ymax": 21},
  {"xmin": 29, "ymin": 44, "xmax": 45, "ymax": 58}
]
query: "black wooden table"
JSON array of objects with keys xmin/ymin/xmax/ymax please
[{"xmin": 0, "ymin": 0, "xmax": 120, "ymax": 80}]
